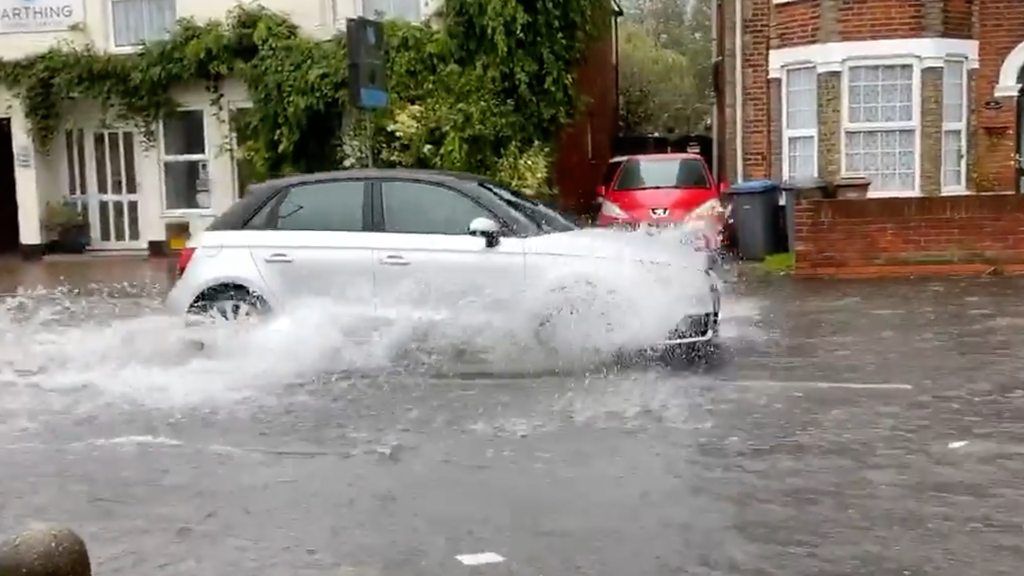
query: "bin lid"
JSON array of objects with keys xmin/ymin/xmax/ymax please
[{"xmin": 727, "ymin": 179, "xmax": 780, "ymax": 195}]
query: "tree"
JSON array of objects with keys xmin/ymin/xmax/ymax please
[{"xmin": 619, "ymin": 0, "xmax": 712, "ymax": 135}]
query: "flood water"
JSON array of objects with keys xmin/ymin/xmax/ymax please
[{"xmin": 2, "ymin": 257, "xmax": 1023, "ymax": 575}]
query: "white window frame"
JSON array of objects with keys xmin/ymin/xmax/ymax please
[
  {"xmin": 781, "ymin": 64, "xmax": 818, "ymax": 182},
  {"xmin": 108, "ymin": 0, "xmax": 177, "ymax": 52},
  {"xmin": 941, "ymin": 58, "xmax": 968, "ymax": 193},
  {"xmin": 358, "ymin": 0, "xmax": 423, "ymax": 21},
  {"xmin": 840, "ymin": 57, "xmax": 922, "ymax": 197},
  {"xmin": 227, "ymin": 100, "xmax": 255, "ymax": 201},
  {"xmin": 159, "ymin": 107, "xmax": 211, "ymax": 215}
]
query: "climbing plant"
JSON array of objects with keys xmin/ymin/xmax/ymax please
[{"xmin": 0, "ymin": 0, "xmax": 607, "ymax": 195}]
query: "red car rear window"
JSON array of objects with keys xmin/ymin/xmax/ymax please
[
  {"xmin": 613, "ymin": 157, "xmax": 709, "ymax": 191},
  {"xmin": 601, "ymin": 160, "xmax": 624, "ymax": 187}
]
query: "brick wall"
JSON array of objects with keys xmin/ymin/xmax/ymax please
[
  {"xmin": 794, "ymin": 195, "xmax": 1024, "ymax": 277},
  {"xmin": 816, "ymin": 72, "xmax": 841, "ymax": 182},
  {"xmin": 920, "ymin": 67, "xmax": 943, "ymax": 195},
  {"xmin": 837, "ymin": 0, "xmax": 924, "ymax": 41},
  {"xmin": 742, "ymin": 0, "xmax": 771, "ymax": 179},
  {"xmin": 772, "ymin": 0, "xmax": 819, "ymax": 49},
  {"xmin": 973, "ymin": 0, "xmax": 1024, "ymax": 193},
  {"xmin": 943, "ymin": 0, "xmax": 973, "ymax": 39}
]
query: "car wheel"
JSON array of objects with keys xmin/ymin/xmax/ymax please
[
  {"xmin": 187, "ymin": 285, "xmax": 270, "ymax": 324},
  {"xmin": 661, "ymin": 340, "xmax": 719, "ymax": 370},
  {"xmin": 533, "ymin": 279, "xmax": 615, "ymax": 349}
]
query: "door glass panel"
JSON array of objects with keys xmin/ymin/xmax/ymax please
[
  {"xmin": 128, "ymin": 200, "xmax": 140, "ymax": 241},
  {"xmin": 99, "ymin": 201, "xmax": 111, "ymax": 242},
  {"xmin": 76, "ymin": 130, "xmax": 87, "ymax": 196},
  {"xmin": 272, "ymin": 181, "xmax": 365, "ymax": 231},
  {"xmin": 108, "ymin": 133, "xmax": 123, "ymax": 195},
  {"xmin": 381, "ymin": 181, "xmax": 490, "ymax": 234},
  {"xmin": 65, "ymin": 130, "xmax": 77, "ymax": 196},
  {"xmin": 123, "ymin": 132, "xmax": 137, "ymax": 195},
  {"xmin": 94, "ymin": 133, "xmax": 108, "ymax": 195},
  {"xmin": 113, "ymin": 202, "xmax": 126, "ymax": 242}
]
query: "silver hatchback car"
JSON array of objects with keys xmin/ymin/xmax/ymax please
[{"xmin": 165, "ymin": 169, "xmax": 721, "ymax": 361}]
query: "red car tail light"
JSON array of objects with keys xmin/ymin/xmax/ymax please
[{"xmin": 176, "ymin": 247, "xmax": 196, "ymax": 278}]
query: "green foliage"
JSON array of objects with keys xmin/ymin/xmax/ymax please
[
  {"xmin": 619, "ymin": 0, "xmax": 713, "ymax": 135},
  {"xmin": 0, "ymin": 0, "xmax": 607, "ymax": 195},
  {"xmin": 758, "ymin": 252, "xmax": 796, "ymax": 275},
  {"xmin": 42, "ymin": 200, "xmax": 87, "ymax": 233}
]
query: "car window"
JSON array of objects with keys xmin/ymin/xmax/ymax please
[
  {"xmin": 382, "ymin": 181, "xmax": 492, "ymax": 235},
  {"xmin": 252, "ymin": 180, "xmax": 365, "ymax": 231},
  {"xmin": 479, "ymin": 182, "xmax": 577, "ymax": 233},
  {"xmin": 602, "ymin": 160, "xmax": 624, "ymax": 187},
  {"xmin": 614, "ymin": 157, "xmax": 710, "ymax": 190}
]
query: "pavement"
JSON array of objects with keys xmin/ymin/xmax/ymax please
[{"xmin": 1, "ymin": 256, "xmax": 1023, "ymax": 575}]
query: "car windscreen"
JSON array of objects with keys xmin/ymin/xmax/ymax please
[
  {"xmin": 613, "ymin": 157, "xmax": 710, "ymax": 191},
  {"xmin": 479, "ymin": 182, "xmax": 578, "ymax": 233}
]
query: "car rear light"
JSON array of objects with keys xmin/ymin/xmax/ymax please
[
  {"xmin": 599, "ymin": 198, "xmax": 629, "ymax": 219},
  {"xmin": 176, "ymin": 247, "xmax": 195, "ymax": 278},
  {"xmin": 683, "ymin": 198, "xmax": 725, "ymax": 223}
]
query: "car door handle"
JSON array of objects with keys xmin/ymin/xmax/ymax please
[
  {"xmin": 379, "ymin": 254, "xmax": 411, "ymax": 266},
  {"xmin": 264, "ymin": 253, "xmax": 293, "ymax": 263}
]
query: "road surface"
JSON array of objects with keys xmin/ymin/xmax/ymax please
[{"xmin": 1, "ymin": 257, "xmax": 1022, "ymax": 575}]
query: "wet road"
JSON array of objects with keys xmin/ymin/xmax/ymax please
[{"xmin": 2, "ymin": 257, "xmax": 1023, "ymax": 575}]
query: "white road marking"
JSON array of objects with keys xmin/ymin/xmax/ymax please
[
  {"xmin": 948, "ymin": 440, "xmax": 969, "ymax": 449},
  {"xmin": 455, "ymin": 552, "xmax": 505, "ymax": 566},
  {"xmin": 731, "ymin": 380, "xmax": 914, "ymax": 391},
  {"xmin": 813, "ymin": 382, "xmax": 914, "ymax": 390}
]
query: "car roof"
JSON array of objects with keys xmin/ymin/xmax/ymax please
[
  {"xmin": 609, "ymin": 153, "xmax": 706, "ymax": 163},
  {"xmin": 256, "ymin": 168, "xmax": 487, "ymax": 190}
]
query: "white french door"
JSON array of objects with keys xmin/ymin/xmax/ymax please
[{"xmin": 65, "ymin": 128, "xmax": 144, "ymax": 249}]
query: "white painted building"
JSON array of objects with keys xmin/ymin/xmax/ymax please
[{"xmin": 0, "ymin": 0, "xmax": 433, "ymax": 257}]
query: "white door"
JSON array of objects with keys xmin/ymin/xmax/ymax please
[
  {"xmin": 248, "ymin": 179, "xmax": 377, "ymax": 316},
  {"xmin": 370, "ymin": 180, "xmax": 526, "ymax": 320},
  {"xmin": 66, "ymin": 128, "xmax": 144, "ymax": 248}
]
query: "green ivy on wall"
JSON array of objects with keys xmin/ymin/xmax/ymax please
[{"xmin": 0, "ymin": 0, "xmax": 607, "ymax": 195}]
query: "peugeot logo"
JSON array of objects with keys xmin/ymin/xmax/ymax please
[{"xmin": 651, "ymin": 208, "xmax": 669, "ymax": 218}]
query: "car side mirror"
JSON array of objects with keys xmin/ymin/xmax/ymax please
[{"xmin": 469, "ymin": 217, "xmax": 501, "ymax": 248}]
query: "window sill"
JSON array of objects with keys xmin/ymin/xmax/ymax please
[
  {"xmin": 863, "ymin": 189, "xmax": 923, "ymax": 199},
  {"xmin": 109, "ymin": 44, "xmax": 143, "ymax": 55},
  {"xmin": 161, "ymin": 210, "xmax": 215, "ymax": 219}
]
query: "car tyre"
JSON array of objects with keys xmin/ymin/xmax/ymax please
[{"xmin": 661, "ymin": 340, "xmax": 719, "ymax": 370}]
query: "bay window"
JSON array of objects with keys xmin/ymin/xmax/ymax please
[
  {"xmin": 942, "ymin": 60, "xmax": 967, "ymax": 191},
  {"xmin": 783, "ymin": 66, "xmax": 818, "ymax": 180},
  {"xmin": 843, "ymin": 62, "xmax": 917, "ymax": 194}
]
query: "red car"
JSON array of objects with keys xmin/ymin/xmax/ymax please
[{"xmin": 595, "ymin": 153, "xmax": 727, "ymax": 248}]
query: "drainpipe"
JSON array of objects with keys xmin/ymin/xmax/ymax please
[
  {"xmin": 734, "ymin": 0, "xmax": 744, "ymax": 183},
  {"xmin": 614, "ymin": 14, "xmax": 621, "ymax": 134},
  {"xmin": 711, "ymin": 0, "xmax": 719, "ymax": 182}
]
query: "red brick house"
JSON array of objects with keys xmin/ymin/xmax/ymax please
[{"xmin": 713, "ymin": 0, "xmax": 1024, "ymax": 196}]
